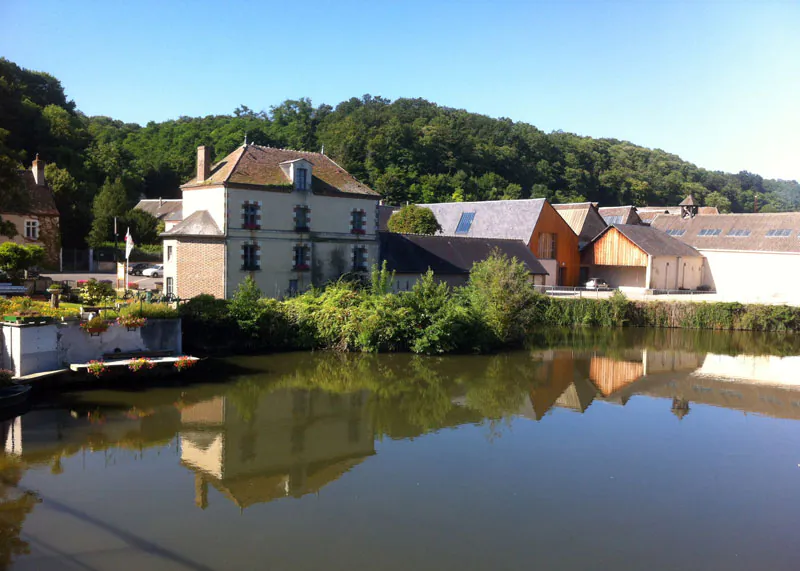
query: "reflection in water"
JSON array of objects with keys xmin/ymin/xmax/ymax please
[{"xmin": 0, "ymin": 328, "xmax": 799, "ymax": 568}]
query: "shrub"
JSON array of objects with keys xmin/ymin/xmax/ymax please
[
  {"xmin": 119, "ymin": 302, "xmax": 178, "ymax": 319},
  {"xmin": 79, "ymin": 279, "xmax": 116, "ymax": 306},
  {"xmin": 128, "ymin": 357, "xmax": 155, "ymax": 372}
]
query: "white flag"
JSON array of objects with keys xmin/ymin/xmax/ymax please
[{"xmin": 125, "ymin": 227, "xmax": 134, "ymax": 260}]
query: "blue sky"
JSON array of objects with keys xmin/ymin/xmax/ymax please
[{"xmin": 2, "ymin": 0, "xmax": 798, "ymax": 181}]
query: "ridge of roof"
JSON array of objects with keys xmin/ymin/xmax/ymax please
[{"xmin": 161, "ymin": 210, "xmax": 223, "ymax": 237}]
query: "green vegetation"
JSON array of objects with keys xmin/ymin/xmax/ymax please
[
  {"xmin": 2, "ymin": 58, "xmax": 798, "ymax": 249},
  {"xmin": 181, "ymin": 255, "xmax": 800, "ymax": 357},
  {"xmin": 386, "ymin": 204, "xmax": 442, "ymax": 234},
  {"xmin": 0, "ymin": 243, "xmax": 45, "ymax": 278},
  {"xmin": 119, "ymin": 301, "xmax": 179, "ymax": 319}
]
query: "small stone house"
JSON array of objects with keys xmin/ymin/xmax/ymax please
[
  {"xmin": 162, "ymin": 144, "xmax": 381, "ymax": 299},
  {"xmin": 0, "ymin": 156, "xmax": 60, "ymax": 268}
]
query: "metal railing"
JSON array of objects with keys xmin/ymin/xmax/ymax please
[{"xmin": 532, "ymin": 285, "xmax": 717, "ymax": 298}]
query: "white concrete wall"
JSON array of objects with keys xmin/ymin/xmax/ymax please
[
  {"xmin": 1, "ymin": 319, "xmax": 182, "ymax": 377},
  {"xmin": 540, "ymin": 259, "xmax": 558, "ymax": 286},
  {"xmin": 183, "ymin": 186, "xmax": 226, "ymax": 231},
  {"xmin": 589, "ymin": 266, "xmax": 647, "ymax": 288},
  {"xmin": 163, "ymin": 238, "xmax": 178, "ymax": 294},
  {"xmin": 649, "ymin": 256, "xmax": 704, "ymax": 290},
  {"xmin": 699, "ymin": 249, "xmax": 800, "ymax": 303}
]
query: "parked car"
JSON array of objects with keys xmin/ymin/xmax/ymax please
[
  {"xmin": 141, "ymin": 265, "xmax": 164, "ymax": 278},
  {"xmin": 129, "ymin": 263, "xmax": 154, "ymax": 276},
  {"xmin": 585, "ymin": 278, "xmax": 609, "ymax": 289}
]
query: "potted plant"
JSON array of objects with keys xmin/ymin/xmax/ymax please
[
  {"xmin": 174, "ymin": 356, "xmax": 197, "ymax": 372},
  {"xmin": 3, "ymin": 310, "xmax": 47, "ymax": 324},
  {"xmin": 46, "ymin": 283, "xmax": 63, "ymax": 295},
  {"xmin": 86, "ymin": 360, "xmax": 108, "ymax": 378},
  {"xmin": 128, "ymin": 357, "xmax": 155, "ymax": 372},
  {"xmin": 81, "ymin": 316, "xmax": 109, "ymax": 336},
  {"xmin": 117, "ymin": 315, "xmax": 147, "ymax": 331},
  {"xmin": 0, "ymin": 369, "xmax": 31, "ymax": 407}
]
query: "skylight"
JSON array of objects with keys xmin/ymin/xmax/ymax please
[
  {"xmin": 455, "ymin": 212, "xmax": 476, "ymax": 235},
  {"xmin": 766, "ymin": 229, "xmax": 792, "ymax": 237},
  {"xmin": 665, "ymin": 229, "xmax": 686, "ymax": 237},
  {"xmin": 603, "ymin": 215, "xmax": 624, "ymax": 225},
  {"xmin": 727, "ymin": 229, "xmax": 751, "ymax": 237},
  {"xmin": 697, "ymin": 228, "xmax": 722, "ymax": 236}
]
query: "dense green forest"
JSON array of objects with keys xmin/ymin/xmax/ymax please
[{"xmin": 2, "ymin": 57, "xmax": 798, "ymax": 248}]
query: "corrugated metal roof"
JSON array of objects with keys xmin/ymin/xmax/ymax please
[
  {"xmin": 651, "ymin": 213, "xmax": 800, "ymax": 253},
  {"xmin": 161, "ymin": 210, "xmax": 223, "ymax": 237},
  {"xmin": 419, "ymin": 198, "xmax": 546, "ymax": 243},
  {"xmin": 182, "ymin": 144, "xmax": 380, "ymax": 198},
  {"xmin": 379, "ymin": 232, "xmax": 548, "ymax": 275}
]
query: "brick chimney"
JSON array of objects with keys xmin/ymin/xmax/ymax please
[
  {"xmin": 32, "ymin": 154, "xmax": 45, "ymax": 186},
  {"xmin": 197, "ymin": 146, "xmax": 211, "ymax": 181}
]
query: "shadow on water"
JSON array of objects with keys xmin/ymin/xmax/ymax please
[{"xmin": 1, "ymin": 327, "xmax": 800, "ymax": 566}]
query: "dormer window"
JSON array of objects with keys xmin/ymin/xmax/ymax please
[{"xmin": 296, "ymin": 168, "xmax": 308, "ymax": 190}]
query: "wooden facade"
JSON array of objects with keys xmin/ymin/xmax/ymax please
[
  {"xmin": 589, "ymin": 357, "xmax": 645, "ymax": 396},
  {"xmin": 583, "ymin": 227, "xmax": 648, "ymax": 267},
  {"xmin": 529, "ymin": 202, "xmax": 581, "ymax": 285}
]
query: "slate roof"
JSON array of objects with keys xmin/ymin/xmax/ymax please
[
  {"xmin": 597, "ymin": 206, "xmax": 642, "ymax": 226},
  {"xmin": 3, "ymin": 170, "xmax": 59, "ymax": 216},
  {"xmin": 377, "ymin": 204, "xmax": 400, "ymax": 231},
  {"xmin": 182, "ymin": 144, "xmax": 380, "ymax": 198},
  {"xmin": 379, "ymin": 232, "xmax": 548, "ymax": 275},
  {"xmin": 591, "ymin": 224, "xmax": 703, "ymax": 257},
  {"xmin": 553, "ymin": 202, "xmax": 607, "ymax": 246},
  {"xmin": 651, "ymin": 213, "xmax": 800, "ymax": 253},
  {"xmin": 161, "ymin": 210, "xmax": 224, "ymax": 237},
  {"xmin": 419, "ymin": 198, "xmax": 546, "ymax": 243},
  {"xmin": 135, "ymin": 199, "xmax": 183, "ymax": 220}
]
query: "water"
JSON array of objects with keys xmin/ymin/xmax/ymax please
[{"xmin": 3, "ymin": 329, "xmax": 800, "ymax": 570}]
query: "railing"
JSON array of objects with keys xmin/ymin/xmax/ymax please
[{"xmin": 532, "ymin": 285, "xmax": 717, "ymax": 298}]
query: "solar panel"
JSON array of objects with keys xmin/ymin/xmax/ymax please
[
  {"xmin": 766, "ymin": 229, "xmax": 792, "ymax": 237},
  {"xmin": 603, "ymin": 215, "xmax": 624, "ymax": 225},
  {"xmin": 698, "ymin": 228, "xmax": 721, "ymax": 236},
  {"xmin": 455, "ymin": 212, "xmax": 476, "ymax": 234},
  {"xmin": 727, "ymin": 229, "xmax": 751, "ymax": 237},
  {"xmin": 666, "ymin": 229, "xmax": 686, "ymax": 237}
]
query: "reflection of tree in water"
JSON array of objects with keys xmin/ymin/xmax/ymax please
[{"xmin": 0, "ymin": 456, "xmax": 40, "ymax": 569}]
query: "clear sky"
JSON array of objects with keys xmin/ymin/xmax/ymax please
[{"xmin": 2, "ymin": 0, "xmax": 798, "ymax": 181}]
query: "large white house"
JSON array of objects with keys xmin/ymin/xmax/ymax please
[{"xmin": 162, "ymin": 144, "xmax": 381, "ymax": 299}]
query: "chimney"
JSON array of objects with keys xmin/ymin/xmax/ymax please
[
  {"xmin": 32, "ymin": 154, "xmax": 45, "ymax": 186},
  {"xmin": 197, "ymin": 146, "xmax": 210, "ymax": 181},
  {"xmin": 159, "ymin": 197, "xmax": 163, "ymax": 207}
]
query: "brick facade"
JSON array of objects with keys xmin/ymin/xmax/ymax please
[{"xmin": 176, "ymin": 238, "xmax": 225, "ymax": 298}]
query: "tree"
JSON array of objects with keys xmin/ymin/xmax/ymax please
[
  {"xmin": 0, "ymin": 243, "xmax": 46, "ymax": 277},
  {"xmin": 704, "ymin": 191, "xmax": 732, "ymax": 213},
  {"xmin": 120, "ymin": 208, "xmax": 161, "ymax": 245},
  {"xmin": 87, "ymin": 178, "xmax": 128, "ymax": 247},
  {"xmin": 387, "ymin": 204, "xmax": 442, "ymax": 235}
]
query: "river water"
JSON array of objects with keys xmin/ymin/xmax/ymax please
[{"xmin": 2, "ymin": 328, "xmax": 800, "ymax": 570}]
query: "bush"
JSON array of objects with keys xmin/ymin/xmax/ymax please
[
  {"xmin": 79, "ymin": 279, "xmax": 116, "ymax": 306},
  {"xmin": 119, "ymin": 302, "xmax": 178, "ymax": 319}
]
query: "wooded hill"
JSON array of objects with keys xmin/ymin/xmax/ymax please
[{"xmin": 1, "ymin": 57, "xmax": 798, "ymax": 248}]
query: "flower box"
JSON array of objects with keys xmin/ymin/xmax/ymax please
[
  {"xmin": 293, "ymin": 264, "xmax": 310, "ymax": 272},
  {"xmin": 242, "ymin": 223, "xmax": 261, "ymax": 230},
  {"xmin": 351, "ymin": 228, "xmax": 366, "ymax": 235}
]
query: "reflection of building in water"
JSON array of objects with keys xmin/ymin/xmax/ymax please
[
  {"xmin": 180, "ymin": 389, "xmax": 374, "ymax": 509},
  {"xmin": 524, "ymin": 349, "xmax": 706, "ymax": 419}
]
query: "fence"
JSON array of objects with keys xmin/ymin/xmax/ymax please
[{"xmin": 533, "ymin": 285, "xmax": 717, "ymax": 299}]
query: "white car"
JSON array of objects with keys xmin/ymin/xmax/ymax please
[
  {"xmin": 585, "ymin": 278, "xmax": 609, "ymax": 289},
  {"xmin": 141, "ymin": 265, "xmax": 164, "ymax": 278}
]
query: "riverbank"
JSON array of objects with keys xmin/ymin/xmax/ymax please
[{"xmin": 180, "ymin": 257, "xmax": 800, "ymax": 357}]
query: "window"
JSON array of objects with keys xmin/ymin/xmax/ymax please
[
  {"xmin": 666, "ymin": 229, "xmax": 686, "ymax": 237},
  {"xmin": 697, "ymin": 228, "xmax": 722, "ymax": 236},
  {"xmin": 353, "ymin": 246, "xmax": 368, "ymax": 271},
  {"xmin": 294, "ymin": 205, "xmax": 310, "ymax": 231},
  {"xmin": 293, "ymin": 244, "xmax": 310, "ymax": 270},
  {"xmin": 351, "ymin": 209, "xmax": 366, "ymax": 234},
  {"xmin": 288, "ymin": 279, "xmax": 299, "ymax": 295},
  {"xmin": 167, "ymin": 245, "xmax": 173, "ymax": 260},
  {"xmin": 295, "ymin": 167, "xmax": 308, "ymax": 190},
  {"xmin": 242, "ymin": 243, "xmax": 260, "ymax": 270},
  {"xmin": 24, "ymin": 220, "xmax": 39, "ymax": 240},
  {"xmin": 242, "ymin": 202, "xmax": 261, "ymax": 230},
  {"xmin": 455, "ymin": 212, "xmax": 476, "ymax": 234},
  {"xmin": 766, "ymin": 229, "xmax": 792, "ymax": 237},
  {"xmin": 166, "ymin": 277, "xmax": 174, "ymax": 295},
  {"xmin": 727, "ymin": 229, "xmax": 751, "ymax": 237},
  {"xmin": 537, "ymin": 232, "xmax": 557, "ymax": 259},
  {"xmin": 603, "ymin": 215, "xmax": 624, "ymax": 225}
]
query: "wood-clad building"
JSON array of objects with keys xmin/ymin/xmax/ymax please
[
  {"xmin": 421, "ymin": 198, "xmax": 581, "ymax": 285},
  {"xmin": 582, "ymin": 224, "xmax": 704, "ymax": 290}
]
